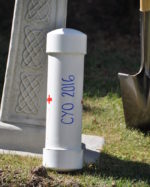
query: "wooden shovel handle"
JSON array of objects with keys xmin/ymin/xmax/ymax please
[{"xmin": 140, "ymin": 0, "xmax": 150, "ymax": 12}]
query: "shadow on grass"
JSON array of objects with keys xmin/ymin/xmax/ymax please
[
  {"xmin": 127, "ymin": 126, "xmax": 150, "ymax": 136},
  {"xmin": 84, "ymin": 47, "xmax": 140, "ymax": 98},
  {"xmin": 83, "ymin": 152, "xmax": 150, "ymax": 184},
  {"xmin": 65, "ymin": 152, "xmax": 150, "ymax": 185}
]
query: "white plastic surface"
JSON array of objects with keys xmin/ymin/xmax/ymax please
[
  {"xmin": 46, "ymin": 28, "xmax": 87, "ymax": 54},
  {"xmin": 43, "ymin": 28, "xmax": 87, "ymax": 171}
]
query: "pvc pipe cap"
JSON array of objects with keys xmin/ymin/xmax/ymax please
[{"xmin": 46, "ymin": 28, "xmax": 87, "ymax": 54}]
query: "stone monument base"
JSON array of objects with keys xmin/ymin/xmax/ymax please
[
  {"xmin": 0, "ymin": 135, "xmax": 105, "ymax": 164},
  {"xmin": 0, "ymin": 122, "xmax": 45, "ymax": 153},
  {"xmin": 0, "ymin": 124, "xmax": 105, "ymax": 164}
]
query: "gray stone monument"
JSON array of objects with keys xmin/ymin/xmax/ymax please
[{"xmin": 0, "ymin": 0, "xmax": 68, "ymax": 153}]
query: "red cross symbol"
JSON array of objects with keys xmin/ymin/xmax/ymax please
[{"xmin": 47, "ymin": 95, "xmax": 52, "ymax": 104}]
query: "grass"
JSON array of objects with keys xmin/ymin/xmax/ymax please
[
  {"xmin": 0, "ymin": 15, "xmax": 150, "ymax": 186},
  {"xmin": 0, "ymin": 95, "xmax": 150, "ymax": 186}
]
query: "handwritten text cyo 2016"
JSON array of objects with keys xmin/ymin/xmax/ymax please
[{"xmin": 61, "ymin": 75, "xmax": 75, "ymax": 125}]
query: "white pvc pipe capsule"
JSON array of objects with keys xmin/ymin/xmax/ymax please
[{"xmin": 43, "ymin": 28, "xmax": 87, "ymax": 171}]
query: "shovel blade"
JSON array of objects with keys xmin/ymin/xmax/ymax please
[{"xmin": 118, "ymin": 73, "xmax": 150, "ymax": 130}]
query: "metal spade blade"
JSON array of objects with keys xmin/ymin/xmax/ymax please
[{"xmin": 118, "ymin": 6, "xmax": 150, "ymax": 130}]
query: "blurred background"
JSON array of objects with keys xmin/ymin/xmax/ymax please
[{"xmin": 0, "ymin": 0, "xmax": 140, "ymax": 98}]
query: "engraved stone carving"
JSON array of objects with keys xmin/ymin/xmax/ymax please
[
  {"xmin": 22, "ymin": 26, "xmax": 45, "ymax": 69},
  {"xmin": 26, "ymin": 0, "xmax": 50, "ymax": 22},
  {"xmin": 0, "ymin": 0, "xmax": 68, "ymax": 153},
  {"xmin": 16, "ymin": 73, "xmax": 42, "ymax": 114}
]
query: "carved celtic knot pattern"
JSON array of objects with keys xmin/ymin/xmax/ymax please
[
  {"xmin": 26, "ymin": 0, "xmax": 50, "ymax": 22},
  {"xmin": 22, "ymin": 26, "xmax": 45, "ymax": 69},
  {"xmin": 16, "ymin": 73, "xmax": 42, "ymax": 114}
]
